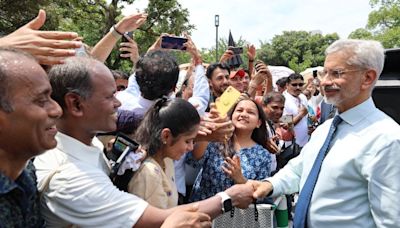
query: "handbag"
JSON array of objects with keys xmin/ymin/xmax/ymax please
[
  {"xmin": 276, "ymin": 138, "xmax": 301, "ymax": 169},
  {"xmin": 212, "ymin": 196, "xmax": 287, "ymax": 228}
]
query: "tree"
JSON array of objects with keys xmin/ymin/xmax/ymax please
[
  {"xmin": 258, "ymin": 31, "xmax": 339, "ymax": 73},
  {"xmin": 348, "ymin": 0, "xmax": 400, "ymax": 48},
  {"xmin": 0, "ymin": 0, "xmax": 194, "ymax": 71},
  {"xmin": 348, "ymin": 28, "xmax": 374, "ymax": 39}
]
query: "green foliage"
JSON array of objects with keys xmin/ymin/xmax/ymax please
[
  {"xmin": 348, "ymin": 28, "xmax": 374, "ymax": 39},
  {"xmin": 258, "ymin": 31, "xmax": 339, "ymax": 73},
  {"xmin": 349, "ymin": 0, "xmax": 400, "ymax": 48},
  {"xmin": 0, "ymin": 0, "xmax": 57, "ymax": 34},
  {"xmin": 0, "ymin": 0, "xmax": 194, "ymax": 73}
]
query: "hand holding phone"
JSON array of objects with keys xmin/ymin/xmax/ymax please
[
  {"xmin": 228, "ymin": 46, "xmax": 243, "ymax": 54},
  {"xmin": 121, "ymin": 32, "xmax": 133, "ymax": 56},
  {"xmin": 280, "ymin": 115, "xmax": 293, "ymax": 124},
  {"xmin": 215, "ymin": 86, "xmax": 241, "ymax": 116},
  {"xmin": 161, "ymin": 35, "xmax": 188, "ymax": 50}
]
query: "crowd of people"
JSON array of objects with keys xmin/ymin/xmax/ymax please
[{"xmin": 1, "ymin": 9, "xmax": 400, "ymax": 228}]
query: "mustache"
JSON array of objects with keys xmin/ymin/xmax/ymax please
[{"xmin": 324, "ymin": 85, "xmax": 340, "ymax": 91}]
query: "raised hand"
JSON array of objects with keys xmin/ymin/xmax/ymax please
[
  {"xmin": 0, "ymin": 9, "xmax": 81, "ymax": 65},
  {"xmin": 247, "ymin": 44, "xmax": 256, "ymax": 61},
  {"xmin": 222, "ymin": 155, "xmax": 247, "ymax": 184},
  {"xmin": 114, "ymin": 13, "xmax": 147, "ymax": 34},
  {"xmin": 119, "ymin": 34, "xmax": 139, "ymax": 64}
]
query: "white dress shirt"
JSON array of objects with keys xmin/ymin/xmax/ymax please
[
  {"xmin": 34, "ymin": 132, "xmax": 148, "ymax": 228},
  {"xmin": 283, "ymin": 91, "xmax": 309, "ymax": 147},
  {"xmin": 268, "ymin": 98, "xmax": 400, "ymax": 228},
  {"xmin": 116, "ymin": 65, "xmax": 209, "ymax": 116}
]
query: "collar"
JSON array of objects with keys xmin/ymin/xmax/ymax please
[
  {"xmin": 125, "ymin": 73, "xmax": 137, "ymax": 93},
  {"xmin": 338, "ymin": 98, "xmax": 375, "ymax": 126},
  {"xmin": 55, "ymin": 132, "xmax": 105, "ymax": 168},
  {"xmin": 137, "ymin": 95, "xmax": 155, "ymax": 109},
  {"xmin": 0, "ymin": 161, "xmax": 36, "ymax": 195}
]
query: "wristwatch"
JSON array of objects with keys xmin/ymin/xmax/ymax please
[{"xmin": 216, "ymin": 192, "xmax": 233, "ymax": 213}]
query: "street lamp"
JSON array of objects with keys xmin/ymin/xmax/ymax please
[{"xmin": 215, "ymin": 15, "xmax": 219, "ymax": 62}]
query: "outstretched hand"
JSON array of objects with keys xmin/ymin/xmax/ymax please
[
  {"xmin": 161, "ymin": 204, "xmax": 211, "ymax": 228},
  {"xmin": 114, "ymin": 13, "xmax": 147, "ymax": 34},
  {"xmin": 246, "ymin": 180, "xmax": 273, "ymax": 199},
  {"xmin": 0, "ymin": 9, "xmax": 81, "ymax": 65}
]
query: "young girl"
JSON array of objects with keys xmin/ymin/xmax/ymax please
[
  {"xmin": 186, "ymin": 98, "xmax": 273, "ymax": 202},
  {"xmin": 128, "ymin": 98, "xmax": 200, "ymax": 209}
]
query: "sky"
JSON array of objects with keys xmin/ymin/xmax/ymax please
[{"xmin": 122, "ymin": 0, "xmax": 373, "ymax": 49}]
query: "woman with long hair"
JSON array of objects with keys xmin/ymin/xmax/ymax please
[
  {"xmin": 186, "ymin": 98, "xmax": 273, "ymax": 202},
  {"xmin": 128, "ymin": 98, "xmax": 200, "ymax": 208}
]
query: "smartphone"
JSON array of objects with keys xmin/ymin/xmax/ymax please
[
  {"xmin": 109, "ymin": 133, "xmax": 139, "ymax": 179},
  {"xmin": 110, "ymin": 133, "xmax": 138, "ymax": 161},
  {"xmin": 161, "ymin": 36, "xmax": 188, "ymax": 50},
  {"xmin": 280, "ymin": 115, "xmax": 293, "ymax": 124},
  {"xmin": 121, "ymin": 32, "xmax": 133, "ymax": 56},
  {"xmin": 215, "ymin": 86, "xmax": 241, "ymax": 116},
  {"xmin": 228, "ymin": 46, "xmax": 243, "ymax": 54}
]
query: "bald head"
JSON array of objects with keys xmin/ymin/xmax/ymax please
[{"xmin": 0, "ymin": 48, "xmax": 41, "ymax": 112}]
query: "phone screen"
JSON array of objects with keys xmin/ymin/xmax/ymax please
[
  {"xmin": 112, "ymin": 134, "xmax": 138, "ymax": 159},
  {"xmin": 161, "ymin": 36, "xmax": 188, "ymax": 50},
  {"xmin": 280, "ymin": 115, "xmax": 293, "ymax": 124}
]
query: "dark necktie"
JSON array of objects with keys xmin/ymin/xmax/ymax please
[{"xmin": 293, "ymin": 115, "xmax": 342, "ymax": 228}]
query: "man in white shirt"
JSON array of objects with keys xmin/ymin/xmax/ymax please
[
  {"xmin": 34, "ymin": 56, "xmax": 254, "ymax": 227},
  {"xmin": 282, "ymin": 73, "xmax": 309, "ymax": 147},
  {"xmin": 249, "ymin": 39, "xmax": 400, "ymax": 228}
]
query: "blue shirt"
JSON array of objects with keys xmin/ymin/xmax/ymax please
[
  {"xmin": 269, "ymin": 98, "xmax": 400, "ymax": 228},
  {"xmin": 0, "ymin": 161, "xmax": 44, "ymax": 228},
  {"xmin": 186, "ymin": 142, "xmax": 272, "ymax": 202}
]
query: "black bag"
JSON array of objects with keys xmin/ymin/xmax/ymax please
[{"xmin": 276, "ymin": 138, "xmax": 301, "ymax": 169}]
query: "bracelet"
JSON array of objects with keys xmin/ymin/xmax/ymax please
[
  {"xmin": 109, "ymin": 25, "xmax": 123, "ymax": 39},
  {"xmin": 249, "ymin": 59, "xmax": 255, "ymax": 62}
]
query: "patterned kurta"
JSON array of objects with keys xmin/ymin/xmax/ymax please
[{"xmin": 186, "ymin": 142, "xmax": 272, "ymax": 202}]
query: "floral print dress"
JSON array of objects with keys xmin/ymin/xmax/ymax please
[{"xmin": 186, "ymin": 142, "xmax": 272, "ymax": 202}]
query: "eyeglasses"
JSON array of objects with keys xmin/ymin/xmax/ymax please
[
  {"xmin": 321, "ymin": 69, "xmax": 363, "ymax": 80},
  {"xmin": 290, "ymin": 83, "xmax": 305, "ymax": 87}
]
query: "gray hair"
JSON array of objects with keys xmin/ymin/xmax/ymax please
[
  {"xmin": 0, "ymin": 48, "xmax": 37, "ymax": 113},
  {"xmin": 325, "ymin": 39, "xmax": 385, "ymax": 77},
  {"xmin": 48, "ymin": 57, "xmax": 95, "ymax": 110}
]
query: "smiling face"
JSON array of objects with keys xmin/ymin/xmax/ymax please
[
  {"xmin": 209, "ymin": 67, "xmax": 229, "ymax": 97},
  {"xmin": 81, "ymin": 62, "xmax": 121, "ymax": 134},
  {"xmin": 231, "ymin": 100, "xmax": 261, "ymax": 132},
  {"xmin": 321, "ymin": 51, "xmax": 366, "ymax": 112},
  {"xmin": 262, "ymin": 100, "xmax": 284, "ymax": 123},
  {"xmin": 0, "ymin": 56, "xmax": 62, "ymax": 158}
]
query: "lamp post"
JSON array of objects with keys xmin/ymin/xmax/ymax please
[{"xmin": 215, "ymin": 15, "xmax": 219, "ymax": 62}]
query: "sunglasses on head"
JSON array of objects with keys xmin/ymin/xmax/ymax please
[{"xmin": 290, "ymin": 83, "xmax": 304, "ymax": 87}]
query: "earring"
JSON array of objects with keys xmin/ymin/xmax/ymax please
[{"xmin": 163, "ymin": 141, "xmax": 167, "ymax": 145}]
